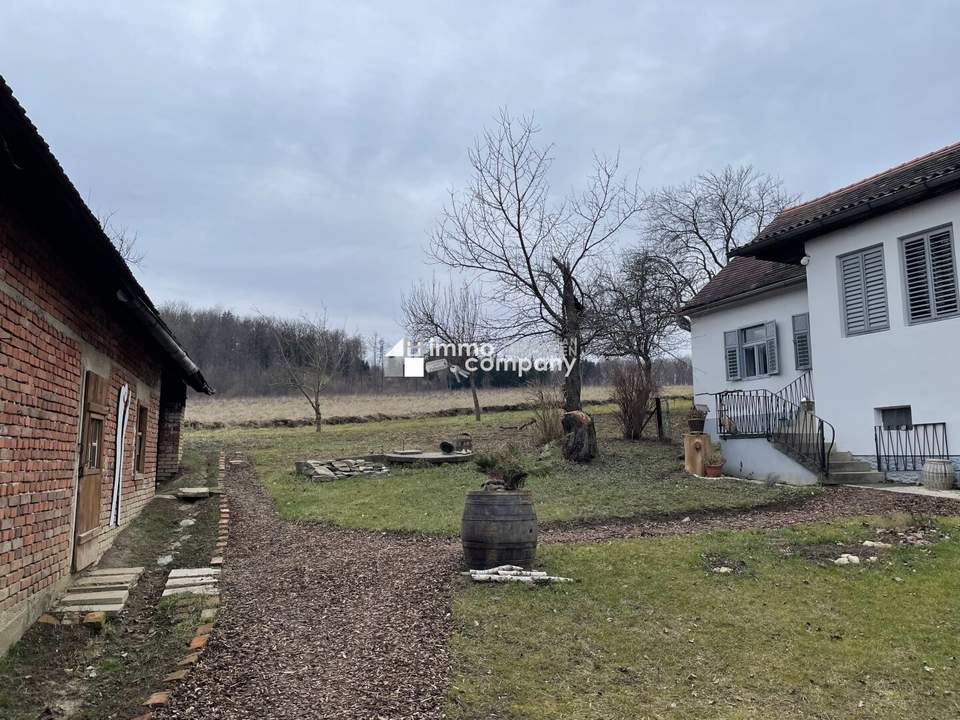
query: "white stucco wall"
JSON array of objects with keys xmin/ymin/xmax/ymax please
[
  {"xmin": 689, "ymin": 284, "xmax": 810, "ymax": 432},
  {"xmin": 721, "ymin": 437, "xmax": 819, "ymax": 485},
  {"xmin": 804, "ymin": 191, "xmax": 960, "ymax": 456}
]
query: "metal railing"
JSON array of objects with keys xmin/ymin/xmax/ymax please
[
  {"xmin": 715, "ymin": 386, "xmax": 835, "ymax": 477},
  {"xmin": 874, "ymin": 422, "xmax": 949, "ymax": 471}
]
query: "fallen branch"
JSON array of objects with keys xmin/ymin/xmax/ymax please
[{"xmin": 462, "ymin": 565, "xmax": 574, "ymax": 584}]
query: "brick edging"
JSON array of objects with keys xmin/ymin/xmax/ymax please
[{"xmin": 134, "ymin": 449, "xmax": 230, "ymax": 718}]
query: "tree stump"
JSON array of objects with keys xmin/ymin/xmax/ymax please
[{"xmin": 561, "ymin": 411, "xmax": 598, "ymax": 463}]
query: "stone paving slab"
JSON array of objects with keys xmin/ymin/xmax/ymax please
[
  {"xmin": 55, "ymin": 603, "xmax": 125, "ymax": 614},
  {"xmin": 169, "ymin": 567, "xmax": 221, "ymax": 578},
  {"xmin": 86, "ymin": 566, "xmax": 144, "ymax": 577},
  {"xmin": 59, "ymin": 589, "xmax": 130, "ymax": 604},
  {"xmin": 166, "ymin": 576, "xmax": 219, "ymax": 588},
  {"xmin": 162, "ymin": 585, "xmax": 220, "ymax": 598}
]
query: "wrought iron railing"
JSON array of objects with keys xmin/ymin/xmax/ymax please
[
  {"xmin": 776, "ymin": 370, "xmax": 815, "ymax": 408},
  {"xmin": 874, "ymin": 423, "xmax": 950, "ymax": 471},
  {"xmin": 715, "ymin": 386, "xmax": 835, "ymax": 477}
]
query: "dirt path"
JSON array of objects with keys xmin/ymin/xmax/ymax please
[
  {"xmin": 156, "ymin": 463, "xmax": 459, "ymax": 720},
  {"xmin": 541, "ymin": 486, "xmax": 960, "ymax": 543}
]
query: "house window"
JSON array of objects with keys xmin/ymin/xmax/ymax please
[
  {"xmin": 901, "ymin": 225, "xmax": 959, "ymax": 324},
  {"xmin": 134, "ymin": 404, "xmax": 148, "ymax": 474},
  {"xmin": 839, "ymin": 245, "xmax": 889, "ymax": 335},
  {"xmin": 792, "ymin": 313, "xmax": 812, "ymax": 370},
  {"xmin": 879, "ymin": 406, "xmax": 913, "ymax": 430},
  {"xmin": 723, "ymin": 321, "xmax": 779, "ymax": 380}
]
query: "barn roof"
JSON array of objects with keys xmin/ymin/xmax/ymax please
[{"xmin": 0, "ymin": 74, "xmax": 212, "ymax": 393}]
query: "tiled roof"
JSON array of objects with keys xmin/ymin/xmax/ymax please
[
  {"xmin": 681, "ymin": 256, "xmax": 805, "ymax": 315},
  {"xmin": 734, "ymin": 140, "xmax": 960, "ymax": 259}
]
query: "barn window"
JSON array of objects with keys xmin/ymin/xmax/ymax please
[{"xmin": 134, "ymin": 404, "xmax": 148, "ymax": 474}]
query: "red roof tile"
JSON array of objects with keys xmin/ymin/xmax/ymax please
[{"xmin": 682, "ymin": 256, "xmax": 805, "ymax": 315}]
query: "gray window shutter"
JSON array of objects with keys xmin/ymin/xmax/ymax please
[
  {"xmin": 862, "ymin": 247, "xmax": 889, "ymax": 330},
  {"xmin": 840, "ymin": 246, "xmax": 888, "ymax": 334},
  {"xmin": 902, "ymin": 229, "xmax": 958, "ymax": 323},
  {"xmin": 903, "ymin": 235, "xmax": 932, "ymax": 322},
  {"xmin": 723, "ymin": 330, "xmax": 740, "ymax": 381},
  {"xmin": 792, "ymin": 313, "xmax": 811, "ymax": 370},
  {"xmin": 764, "ymin": 320, "xmax": 779, "ymax": 375},
  {"xmin": 929, "ymin": 229, "xmax": 959, "ymax": 317}
]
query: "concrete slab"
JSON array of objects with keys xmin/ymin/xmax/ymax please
[
  {"xmin": 177, "ymin": 487, "xmax": 211, "ymax": 499},
  {"xmin": 55, "ymin": 603, "xmax": 125, "ymax": 614},
  {"xmin": 169, "ymin": 568, "xmax": 221, "ymax": 578},
  {"xmin": 162, "ymin": 586, "xmax": 220, "ymax": 597},
  {"xmin": 59, "ymin": 589, "xmax": 129, "ymax": 604},
  {"xmin": 165, "ymin": 576, "xmax": 218, "ymax": 588},
  {"xmin": 849, "ymin": 482, "xmax": 960, "ymax": 500},
  {"xmin": 86, "ymin": 566, "xmax": 144, "ymax": 577}
]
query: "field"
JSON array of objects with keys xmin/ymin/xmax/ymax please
[{"xmin": 184, "ymin": 385, "xmax": 692, "ymax": 425}]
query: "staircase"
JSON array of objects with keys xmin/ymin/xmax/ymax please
[
  {"xmin": 821, "ymin": 450, "xmax": 885, "ymax": 485},
  {"xmin": 716, "ymin": 372, "xmax": 884, "ymax": 485}
]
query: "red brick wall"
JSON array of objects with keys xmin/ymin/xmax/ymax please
[{"xmin": 0, "ymin": 200, "xmax": 174, "ymax": 624}]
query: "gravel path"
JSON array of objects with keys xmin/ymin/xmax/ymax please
[
  {"xmin": 157, "ymin": 462, "xmax": 459, "ymax": 720},
  {"xmin": 541, "ymin": 486, "xmax": 960, "ymax": 543}
]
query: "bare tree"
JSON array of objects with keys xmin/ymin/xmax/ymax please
[
  {"xmin": 269, "ymin": 312, "xmax": 348, "ymax": 431},
  {"xmin": 402, "ymin": 279, "xmax": 494, "ymax": 422},
  {"xmin": 594, "ymin": 250, "xmax": 685, "ymax": 432},
  {"xmin": 430, "ymin": 110, "xmax": 642, "ymax": 412},
  {"xmin": 646, "ymin": 165, "xmax": 797, "ymax": 299},
  {"xmin": 98, "ymin": 211, "xmax": 145, "ymax": 266}
]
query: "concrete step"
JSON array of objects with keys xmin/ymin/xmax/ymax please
[
  {"xmin": 822, "ymin": 470, "xmax": 886, "ymax": 485},
  {"xmin": 830, "ymin": 450, "xmax": 854, "ymax": 462},
  {"xmin": 829, "ymin": 460, "xmax": 874, "ymax": 473},
  {"xmin": 169, "ymin": 567, "xmax": 221, "ymax": 578}
]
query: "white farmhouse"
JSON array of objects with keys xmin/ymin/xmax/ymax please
[{"xmin": 684, "ymin": 143, "xmax": 960, "ymax": 487}]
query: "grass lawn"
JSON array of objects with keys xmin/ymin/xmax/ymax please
[
  {"xmin": 447, "ymin": 515, "xmax": 960, "ymax": 719},
  {"xmin": 186, "ymin": 409, "xmax": 818, "ymax": 535}
]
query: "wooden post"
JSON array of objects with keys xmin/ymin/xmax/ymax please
[{"xmin": 655, "ymin": 397, "xmax": 665, "ymax": 441}]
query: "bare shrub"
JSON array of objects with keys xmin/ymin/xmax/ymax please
[
  {"xmin": 527, "ymin": 382, "xmax": 564, "ymax": 446},
  {"xmin": 611, "ymin": 362, "xmax": 656, "ymax": 440}
]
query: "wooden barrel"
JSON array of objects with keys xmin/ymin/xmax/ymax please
[
  {"xmin": 921, "ymin": 459, "xmax": 957, "ymax": 490},
  {"xmin": 461, "ymin": 491, "xmax": 538, "ymax": 569}
]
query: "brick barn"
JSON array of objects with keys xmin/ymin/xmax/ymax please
[{"xmin": 0, "ymin": 75, "xmax": 212, "ymax": 652}]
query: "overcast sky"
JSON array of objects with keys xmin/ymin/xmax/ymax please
[{"xmin": 2, "ymin": 1, "xmax": 958, "ymax": 340}]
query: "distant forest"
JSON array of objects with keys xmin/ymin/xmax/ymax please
[{"xmin": 161, "ymin": 305, "xmax": 692, "ymax": 397}]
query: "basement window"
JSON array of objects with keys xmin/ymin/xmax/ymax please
[{"xmin": 879, "ymin": 406, "xmax": 913, "ymax": 430}]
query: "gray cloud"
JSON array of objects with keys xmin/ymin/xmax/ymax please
[{"xmin": 2, "ymin": 1, "xmax": 958, "ymax": 340}]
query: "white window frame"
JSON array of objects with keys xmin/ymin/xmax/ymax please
[
  {"xmin": 723, "ymin": 321, "xmax": 779, "ymax": 381},
  {"xmin": 899, "ymin": 223, "xmax": 960, "ymax": 325}
]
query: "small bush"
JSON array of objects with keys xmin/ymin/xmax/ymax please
[
  {"xmin": 611, "ymin": 362, "xmax": 656, "ymax": 440},
  {"xmin": 474, "ymin": 446, "xmax": 529, "ymax": 490},
  {"xmin": 527, "ymin": 382, "xmax": 564, "ymax": 446}
]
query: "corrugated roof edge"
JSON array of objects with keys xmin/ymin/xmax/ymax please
[{"xmin": 0, "ymin": 74, "xmax": 213, "ymax": 394}]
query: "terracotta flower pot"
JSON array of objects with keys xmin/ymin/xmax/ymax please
[
  {"xmin": 688, "ymin": 417, "xmax": 706, "ymax": 432},
  {"xmin": 704, "ymin": 464, "xmax": 723, "ymax": 477}
]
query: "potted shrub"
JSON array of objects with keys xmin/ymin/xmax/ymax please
[
  {"xmin": 461, "ymin": 448, "xmax": 538, "ymax": 570},
  {"xmin": 687, "ymin": 405, "xmax": 707, "ymax": 433},
  {"xmin": 704, "ymin": 445, "xmax": 725, "ymax": 477}
]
